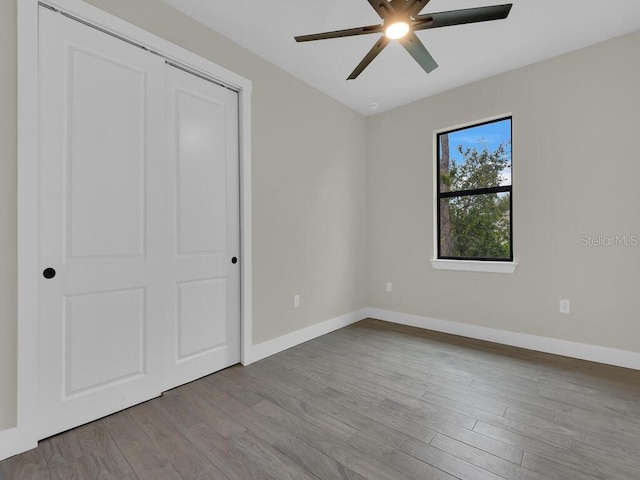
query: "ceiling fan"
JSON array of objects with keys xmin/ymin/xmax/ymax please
[{"xmin": 294, "ymin": 0, "xmax": 513, "ymax": 80}]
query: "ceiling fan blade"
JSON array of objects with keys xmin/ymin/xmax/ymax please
[
  {"xmin": 367, "ymin": 0, "xmax": 396, "ymax": 19},
  {"xmin": 295, "ymin": 24, "xmax": 384, "ymax": 42},
  {"xmin": 399, "ymin": 32, "xmax": 438, "ymax": 74},
  {"xmin": 347, "ymin": 36, "xmax": 391, "ymax": 80},
  {"xmin": 413, "ymin": 4, "xmax": 512, "ymax": 30}
]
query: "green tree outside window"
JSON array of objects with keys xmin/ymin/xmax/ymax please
[{"xmin": 438, "ymin": 118, "xmax": 512, "ymax": 260}]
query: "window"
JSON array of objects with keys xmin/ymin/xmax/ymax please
[{"xmin": 437, "ymin": 117, "xmax": 512, "ymax": 261}]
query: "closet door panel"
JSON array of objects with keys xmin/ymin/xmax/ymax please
[
  {"xmin": 38, "ymin": 7, "xmax": 166, "ymax": 439},
  {"xmin": 164, "ymin": 65, "xmax": 240, "ymax": 390}
]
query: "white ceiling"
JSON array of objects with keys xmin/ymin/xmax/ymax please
[{"xmin": 161, "ymin": 0, "xmax": 640, "ymax": 116}]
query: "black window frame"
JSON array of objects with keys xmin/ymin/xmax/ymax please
[{"xmin": 436, "ymin": 116, "xmax": 513, "ymax": 262}]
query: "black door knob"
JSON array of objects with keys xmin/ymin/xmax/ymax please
[
  {"xmin": 231, "ymin": 257, "xmax": 238, "ymax": 264},
  {"xmin": 43, "ymin": 267, "xmax": 56, "ymax": 279}
]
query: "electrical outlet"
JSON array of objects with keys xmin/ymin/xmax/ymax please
[
  {"xmin": 386, "ymin": 282, "xmax": 393, "ymax": 293},
  {"xmin": 559, "ymin": 299, "xmax": 570, "ymax": 314},
  {"xmin": 294, "ymin": 295, "xmax": 300, "ymax": 308}
]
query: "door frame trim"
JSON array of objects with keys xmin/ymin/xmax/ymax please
[{"xmin": 12, "ymin": 0, "xmax": 253, "ymax": 459}]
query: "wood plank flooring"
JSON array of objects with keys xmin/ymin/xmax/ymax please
[{"xmin": 2, "ymin": 318, "xmax": 640, "ymax": 479}]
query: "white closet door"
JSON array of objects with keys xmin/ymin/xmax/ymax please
[
  {"xmin": 38, "ymin": 8, "xmax": 166, "ymax": 438},
  {"xmin": 163, "ymin": 65, "xmax": 240, "ymax": 390}
]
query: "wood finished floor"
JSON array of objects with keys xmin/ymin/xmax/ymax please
[{"xmin": 3, "ymin": 318, "xmax": 640, "ymax": 480}]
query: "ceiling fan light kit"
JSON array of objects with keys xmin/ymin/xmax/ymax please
[
  {"xmin": 385, "ymin": 21, "xmax": 410, "ymax": 39},
  {"xmin": 295, "ymin": 0, "xmax": 513, "ymax": 80}
]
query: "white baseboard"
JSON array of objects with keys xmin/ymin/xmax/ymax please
[
  {"xmin": 0, "ymin": 427, "xmax": 37, "ymax": 463},
  {"xmin": 244, "ymin": 306, "xmax": 640, "ymax": 370},
  {"xmin": 366, "ymin": 307, "xmax": 640, "ymax": 371},
  {"xmin": 244, "ymin": 308, "xmax": 368, "ymax": 365}
]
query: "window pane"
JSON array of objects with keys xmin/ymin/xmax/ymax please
[
  {"xmin": 439, "ymin": 118, "xmax": 511, "ymax": 193},
  {"xmin": 439, "ymin": 192, "xmax": 511, "ymax": 260}
]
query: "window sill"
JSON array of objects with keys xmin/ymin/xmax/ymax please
[{"xmin": 430, "ymin": 259, "xmax": 518, "ymax": 274}]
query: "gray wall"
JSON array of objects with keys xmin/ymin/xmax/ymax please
[
  {"xmin": 0, "ymin": 0, "xmax": 369, "ymax": 430},
  {"xmin": 367, "ymin": 30, "xmax": 640, "ymax": 352}
]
